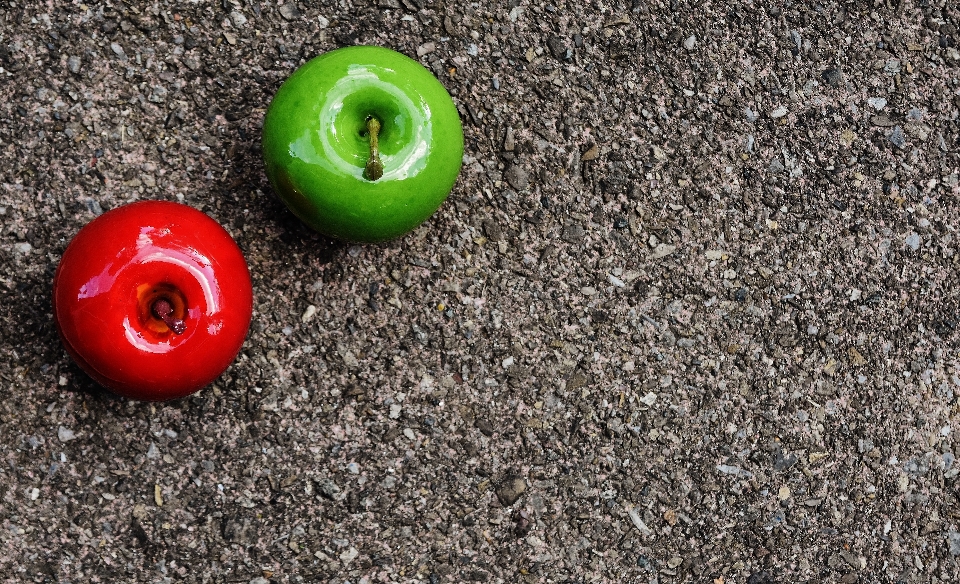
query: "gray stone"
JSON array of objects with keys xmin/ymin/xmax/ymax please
[
  {"xmin": 503, "ymin": 127, "xmax": 515, "ymax": 151},
  {"xmin": 317, "ymin": 479, "xmax": 341, "ymax": 500},
  {"xmin": 504, "ymin": 164, "xmax": 529, "ymax": 190},
  {"xmin": 475, "ymin": 418, "xmax": 495, "ymax": 436},
  {"xmin": 547, "ymin": 35, "xmax": 570, "ymax": 60},
  {"xmin": 717, "ymin": 464, "xmax": 753, "ymax": 478},
  {"xmin": 770, "ymin": 105, "xmax": 788, "ymax": 118},
  {"xmin": 948, "ymin": 531, "xmax": 960, "ymax": 556},
  {"xmin": 650, "ymin": 244, "xmax": 677, "ymax": 259},
  {"xmin": 561, "ymin": 223, "xmax": 585, "ymax": 244},
  {"xmin": 57, "ymin": 426, "xmax": 76, "ymax": 442},
  {"xmin": 888, "ymin": 126, "xmax": 907, "ymax": 148},
  {"xmin": 496, "ymin": 476, "xmax": 526, "ymax": 506},
  {"xmin": 148, "ymin": 85, "xmax": 167, "ymax": 103},
  {"xmin": 482, "ymin": 217, "xmax": 503, "ymax": 241},
  {"xmin": 747, "ymin": 572, "xmax": 775, "ymax": 584},
  {"xmin": 773, "ymin": 450, "xmax": 798, "ymax": 471},
  {"xmin": 278, "ymin": 3, "xmax": 301, "ymax": 20},
  {"xmin": 223, "ymin": 518, "xmax": 255, "ymax": 544},
  {"xmin": 905, "ymin": 232, "xmax": 921, "ymax": 251},
  {"xmin": 822, "ymin": 68, "xmax": 841, "ymax": 87}
]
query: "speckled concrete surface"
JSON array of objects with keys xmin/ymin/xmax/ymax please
[{"xmin": 2, "ymin": 1, "xmax": 960, "ymax": 583}]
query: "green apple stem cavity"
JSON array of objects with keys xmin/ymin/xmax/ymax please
[
  {"xmin": 152, "ymin": 298, "xmax": 186, "ymax": 334},
  {"xmin": 363, "ymin": 116, "xmax": 384, "ymax": 181}
]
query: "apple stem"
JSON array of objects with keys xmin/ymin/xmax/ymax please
[
  {"xmin": 152, "ymin": 298, "xmax": 186, "ymax": 335},
  {"xmin": 364, "ymin": 116, "xmax": 384, "ymax": 181}
]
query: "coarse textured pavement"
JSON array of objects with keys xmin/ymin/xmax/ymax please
[{"xmin": 1, "ymin": 1, "xmax": 960, "ymax": 582}]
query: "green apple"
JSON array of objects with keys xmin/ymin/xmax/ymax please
[{"xmin": 262, "ymin": 46, "xmax": 464, "ymax": 243}]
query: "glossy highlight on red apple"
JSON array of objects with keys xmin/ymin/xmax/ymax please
[{"xmin": 52, "ymin": 201, "xmax": 253, "ymax": 401}]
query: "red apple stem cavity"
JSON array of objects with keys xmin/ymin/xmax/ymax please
[
  {"xmin": 152, "ymin": 298, "xmax": 186, "ymax": 334},
  {"xmin": 364, "ymin": 116, "xmax": 384, "ymax": 181}
]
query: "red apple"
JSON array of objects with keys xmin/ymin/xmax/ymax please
[{"xmin": 53, "ymin": 201, "xmax": 253, "ymax": 401}]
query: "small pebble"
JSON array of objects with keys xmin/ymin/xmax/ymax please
[
  {"xmin": 905, "ymin": 232, "xmax": 921, "ymax": 251},
  {"xmin": 496, "ymin": 476, "xmax": 526, "ymax": 506},
  {"xmin": 561, "ymin": 223, "xmax": 585, "ymax": 244},
  {"xmin": 503, "ymin": 127, "xmax": 515, "ymax": 151},
  {"xmin": 278, "ymin": 4, "xmax": 301, "ymax": 20},
  {"xmin": 229, "ymin": 11, "xmax": 248, "ymax": 27},
  {"xmin": 821, "ymin": 67, "xmax": 841, "ymax": 87},
  {"xmin": 504, "ymin": 164, "xmax": 529, "ymax": 190},
  {"xmin": 949, "ymin": 531, "xmax": 960, "ymax": 556},
  {"xmin": 717, "ymin": 464, "xmax": 753, "ymax": 478},
  {"xmin": 888, "ymin": 126, "xmax": 907, "ymax": 149},
  {"xmin": 650, "ymin": 244, "xmax": 677, "ymax": 259}
]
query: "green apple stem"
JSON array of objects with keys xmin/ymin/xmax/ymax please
[
  {"xmin": 364, "ymin": 116, "xmax": 384, "ymax": 181},
  {"xmin": 152, "ymin": 298, "xmax": 186, "ymax": 335}
]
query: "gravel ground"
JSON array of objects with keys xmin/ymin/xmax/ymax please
[{"xmin": 2, "ymin": 0, "xmax": 960, "ymax": 582}]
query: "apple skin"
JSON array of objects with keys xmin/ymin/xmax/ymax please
[
  {"xmin": 52, "ymin": 201, "xmax": 253, "ymax": 401},
  {"xmin": 262, "ymin": 45, "xmax": 464, "ymax": 243}
]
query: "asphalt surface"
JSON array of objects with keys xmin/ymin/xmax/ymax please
[{"xmin": 1, "ymin": 1, "xmax": 960, "ymax": 582}]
